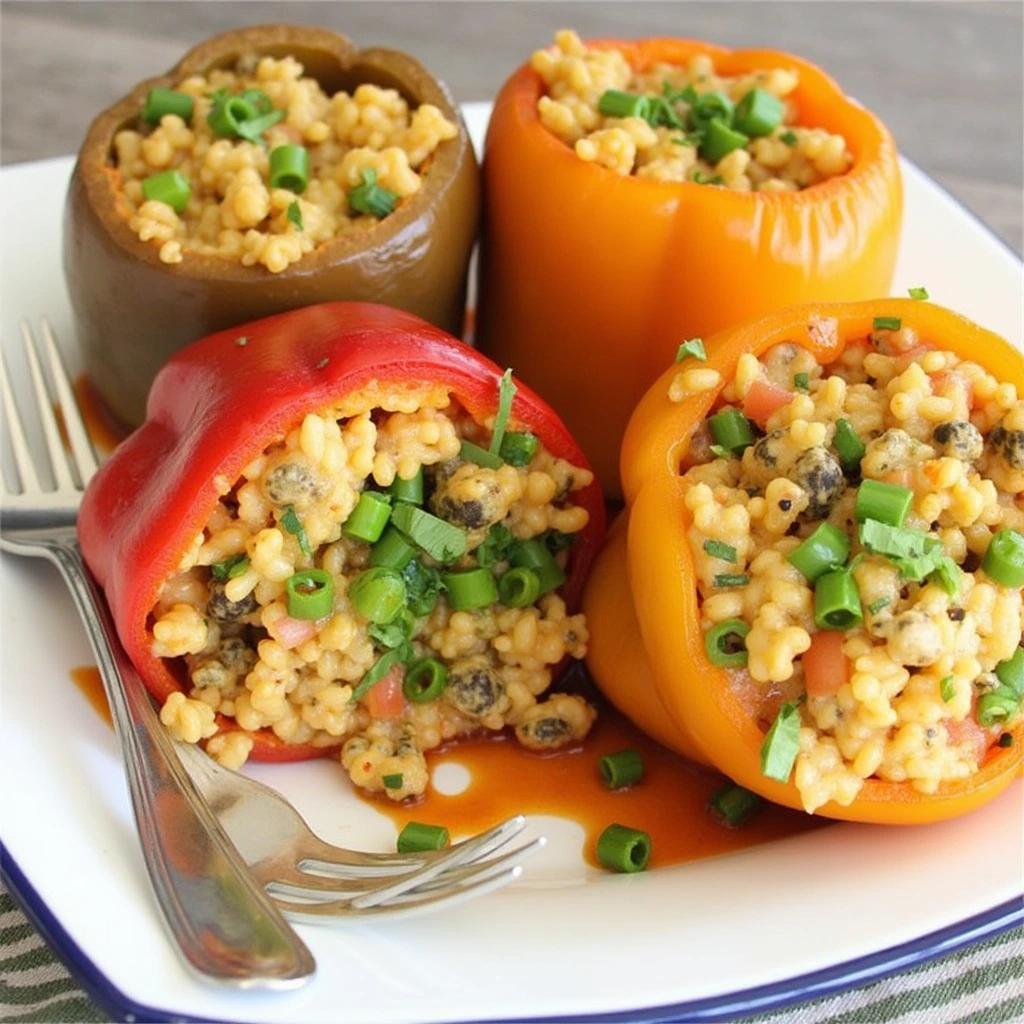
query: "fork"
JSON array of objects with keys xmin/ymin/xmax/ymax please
[{"xmin": 174, "ymin": 739, "xmax": 545, "ymax": 923}]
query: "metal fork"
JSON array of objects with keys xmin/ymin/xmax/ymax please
[{"xmin": 1, "ymin": 320, "xmax": 545, "ymax": 929}]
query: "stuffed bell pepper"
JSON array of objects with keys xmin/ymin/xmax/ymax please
[
  {"xmin": 477, "ymin": 30, "xmax": 902, "ymax": 494},
  {"xmin": 586, "ymin": 298, "xmax": 1023, "ymax": 823},
  {"xmin": 78, "ymin": 302, "xmax": 605, "ymax": 801},
  {"xmin": 64, "ymin": 24, "xmax": 479, "ymax": 428}
]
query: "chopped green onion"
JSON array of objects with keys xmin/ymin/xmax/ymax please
[
  {"xmin": 402, "ymin": 559, "xmax": 444, "ymax": 617},
  {"xmin": 793, "ymin": 372, "xmax": 810, "ymax": 392},
  {"xmin": 489, "ymin": 369, "xmax": 517, "ymax": 457},
  {"xmin": 348, "ymin": 567, "xmax": 406, "ymax": 624},
  {"xmin": 599, "ymin": 750, "xmax": 644, "ymax": 790},
  {"xmin": 707, "ymin": 784, "xmax": 763, "ymax": 827},
  {"xmin": 141, "ymin": 170, "xmax": 191, "ymax": 214},
  {"xmin": 382, "ymin": 773, "xmax": 404, "ymax": 790},
  {"xmin": 675, "ymin": 338, "xmax": 707, "ymax": 363},
  {"xmin": 596, "ymin": 824, "xmax": 651, "ymax": 873},
  {"xmin": 348, "ymin": 167, "xmax": 399, "ymax": 218},
  {"xmin": 976, "ymin": 690, "xmax": 1020, "ymax": 727},
  {"xmin": 779, "ymin": 129, "xmax": 798, "ymax": 146},
  {"xmin": 703, "ymin": 539, "xmax": 738, "ymax": 563},
  {"xmin": 995, "ymin": 648, "xmax": 1024, "ymax": 699},
  {"xmin": 867, "ymin": 597, "xmax": 891, "ymax": 615},
  {"xmin": 872, "ymin": 316, "xmax": 902, "ymax": 332},
  {"xmin": 908, "ymin": 286, "xmax": 930, "ymax": 300},
  {"xmin": 998, "ymin": 733, "xmax": 1014, "ymax": 748},
  {"xmin": 238, "ymin": 88, "xmax": 273, "ymax": 114},
  {"xmin": 441, "ymin": 567, "xmax": 498, "ymax": 611},
  {"xmin": 460, "ymin": 439, "xmax": 503, "ymax": 468},
  {"xmin": 285, "ymin": 568, "xmax": 334, "ymax": 620},
  {"xmin": 700, "ymin": 118, "xmax": 750, "ymax": 164},
  {"xmin": 509, "ymin": 538, "xmax": 565, "ymax": 595},
  {"xmin": 597, "ymin": 89, "xmax": 651, "ymax": 119},
  {"xmin": 760, "ymin": 702, "xmax": 802, "ymax": 782},
  {"xmin": 279, "ymin": 504, "xmax": 311, "ymax": 558},
  {"xmin": 544, "ymin": 530, "xmax": 575, "ymax": 553},
  {"xmin": 235, "ymin": 108, "xmax": 286, "ymax": 146},
  {"xmin": 982, "ymin": 529, "xmax": 1024, "ymax": 587},
  {"xmin": 940, "ymin": 675, "xmax": 956, "ymax": 702},
  {"xmin": 705, "ymin": 619, "xmax": 750, "ymax": 667},
  {"xmin": 499, "ymin": 431, "xmax": 538, "ymax": 467},
  {"xmin": 286, "ymin": 199, "xmax": 303, "ymax": 231},
  {"xmin": 855, "ymin": 479, "xmax": 913, "ymax": 527},
  {"xmin": 708, "ymin": 409, "xmax": 755, "ymax": 454},
  {"xmin": 368, "ymin": 609, "xmax": 415, "ymax": 650},
  {"xmin": 389, "ymin": 468, "xmax": 424, "ymax": 506},
  {"xmin": 350, "ymin": 643, "xmax": 412, "ymax": 704},
  {"xmin": 207, "ymin": 93, "xmax": 260, "ymax": 137},
  {"xmin": 269, "ymin": 144, "xmax": 309, "ymax": 193},
  {"xmin": 342, "ymin": 491, "xmax": 392, "ymax": 543},
  {"xmin": 142, "ymin": 88, "xmax": 194, "ymax": 125},
  {"xmin": 691, "ymin": 172, "xmax": 725, "ymax": 186},
  {"xmin": 929, "ymin": 556, "xmax": 962, "ymax": 597},
  {"xmin": 210, "ymin": 553, "xmax": 249, "ymax": 581},
  {"xmin": 690, "ymin": 91, "xmax": 734, "ymax": 129},
  {"xmin": 714, "ymin": 573, "xmax": 750, "ymax": 588},
  {"xmin": 834, "ymin": 418, "xmax": 866, "ymax": 476},
  {"xmin": 498, "ymin": 566, "xmax": 541, "ymax": 608},
  {"xmin": 476, "ymin": 524, "xmax": 515, "ymax": 568},
  {"xmin": 788, "ymin": 522, "xmax": 851, "ymax": 582},
  {"xmin": 371, "ymin": 526, "xmax": 418, "ymax": 570},
  {"xmin": 403, "ymin": 658, "xmax": 449, "ymax": 703},
  {"xmin": 397, "ymin": 821, "xmax": 450, "ymax": 853},
  {"xmin": 709, "ymin": 444, "xmax": 732, "ymax": 459},
  {"xmin": 814, "ymin": 570, "xmax": 863, "ymax": 631},
  {"xmin": 732, "ymin": 88, "xmax": 784, "ymax": 137},
  {"xmin": 390, "ymin": 503, "xmax": 467, "ymax": 564}
]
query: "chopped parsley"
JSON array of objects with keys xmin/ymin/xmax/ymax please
[
  {"xmin": 675, "ymin": 338, "xmax": 707, "ymax": 363},
  {"xmin": 280, "ymin": 504, "xmax": 311, "ymax": 558}
]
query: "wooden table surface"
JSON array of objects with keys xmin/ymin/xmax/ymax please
[{"xmin": 2, "ymin": 0, "xmax": 1022, "ymax": 255}]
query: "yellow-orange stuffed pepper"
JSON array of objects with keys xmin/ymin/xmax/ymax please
[
  {"xmin": 477, "ymin": 33, "xmax": 902, "ymax": 495},
  {"xmin": 586, "ymin": 299, "xmax": 1024, "ymax": 823}
]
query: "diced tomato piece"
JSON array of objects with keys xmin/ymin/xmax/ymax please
[
  {"xmin": 743, "ymin": 380, "xmax": 793, "ymax": 428},
  {"xmin": 365, "ymin": 666, "xmax": 407, "ymax": 720},
  {"xmin": 944, "ymin": 714, "xmax": 991, "ymax": 766},
  {"xmin": 803, "ymin": 631, "xmax": 849, "ymax": 698},
  {"xmin": 931, "ymin": 370, "xmax": 974, "ymax": 415},
  {"xmin": 269, "ymin": 614, "xmax": 319, "ymax": 650}
]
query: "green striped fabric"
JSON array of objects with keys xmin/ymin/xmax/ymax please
[{"xmin": 1, "ymin": 884, "xmax": 1021, "ymax": 1022}]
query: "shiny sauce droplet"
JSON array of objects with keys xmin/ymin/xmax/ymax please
[{"xmin": 70, "ymin": 665, "xmax": 111, "ymax": 726}]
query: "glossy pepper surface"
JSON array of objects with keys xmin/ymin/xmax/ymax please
[
  {"xmin": 64, "ymin": 24, "xmax": 480, "ymax": 428},
  {"xmin": 477, "ymin": 37, "xmax": 902, "ymax": 496},
  {"xmin": 585, "ymin": 299, "xmax": 1023, "ymax": 823},
  {"xmin": 78, "ymin": 302, "xmax": 606, "ymax": 761}
]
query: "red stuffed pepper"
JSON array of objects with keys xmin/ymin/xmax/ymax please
[{"xmin": 79, "ymin": 302, "xmax": 605, "ymax": 801}]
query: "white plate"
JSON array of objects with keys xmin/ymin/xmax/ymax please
[{"xmin": 1, "ymin": 103, "xmax": 1022, "ymax": 1024}]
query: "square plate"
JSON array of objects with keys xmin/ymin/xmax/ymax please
[{"xmin": 1, "ymin": 103, "xmax": 1022, "ymax": 1024}]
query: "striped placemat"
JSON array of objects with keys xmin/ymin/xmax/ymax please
[{"xmin": 1, "ymin": 884, "xmax": 1021, "ymax": 1023}]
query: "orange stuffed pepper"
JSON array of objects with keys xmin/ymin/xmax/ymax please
[
  {"xmin": 477, "ymin": 31, "xmax": 902, "ymax": 496},
  {"xmin": 585, "ymin": 298, "xmax": 1024, "ymax": 823}
]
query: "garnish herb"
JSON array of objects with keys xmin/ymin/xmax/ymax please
[
  {"xmin": 489, "ymin": 368, "xmax": 517, "ymax": 456},
  {"xmin": 867, "ymin": 597, "xmax": 891, "ymax": 615},
  {"xmin": 476, "ymin": 523, "xmax": 515, "ymax": 568},
  {"xmin": 596, "ymin": 824, "xmax": 652, "ymax": 873},
  {"xmin": 714, "ymin": 573, "xmax": 750, "ymax": 588},
  {"xmin": 940, "ymin": 675, "xmax": 956, "ymax": 702},
  {"xmin": 280, "ymin": 504, "xmax": 311, "ymax": 557},
  {"xmin": 348, "ymin": 167, "xmax": 399, "ymax": 218},
  {"xmin": 692, "ymin": 172, "xmax": 725, "ymax": 186},
  {"xmin": 285, "ymin": 568, "xmax": 334, "ymax": 620},
  {"xmin": 908, "ymin": 286, "xmax": 930, "ymax": 300},
  {"xmin": 390, "ymin": 503, "xmax": 468, "ymax": 563},
  {"xmin": 397, "ymin": 821, "xmax": 450, "ymax": 853},
  {"xmin": 382, "ymin": 773, "xmax": 404, "ymax": 790},
  {"xmin": 779, "ymin": 129, "xmax": 798, "ymax": 146},
  {"xmin": 675, "ymin": 338, "xmax": 707, "ymax": 363},
  {"xmin": 703, "ymin": 539, "xmax": 738, "ymax": 562},
  {"xmin": 760, "ymin": 701, "xmax": 802, "ymax": 782},
  {"xmin": 287, "ymin": 199, "xmax": 304, "ymax": 231},
  {"xmin": 403, "ymin": 658, "xmax": 449, "ymax": 703},
  {"xmin": 599, "ymin": 749, "xmax": 645, "ymax": 790},
  {"xmin": 708, "ymin": 784, "xmax": 763, "ymax": 827},
  {"xmin": 793, "ymin": 372, "xmax": 810, "ymax": 392},
  {"xmin": 210, "ymin": 553, "xmax": 249, "ymax": 581},
  {"xmin": 872, "ymin": 316, "xmax": 902, "ymax": 332},
  {"xmin": 350, "ymin": 643, "xmax": 412, "ymax": 704},
  {"xmin": 705, "ymin": 619, "xmax": 750, "ymax": 667},
  {"xmin": 402, "ymin": 559, "xmax": 445, "ymax": 617},
  {"xmin": 499, "ymin": 431, "xmax": 539, "ymax": 467}
]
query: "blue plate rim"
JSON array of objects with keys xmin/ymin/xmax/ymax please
[{"xmin": 3, "ymin": 841, "xmax": 1022, "ymax": 1024}]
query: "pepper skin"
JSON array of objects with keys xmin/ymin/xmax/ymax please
[
  {"xmin": 476, "ymin": 37, "xmax": 902, "ymax": 497},
  {"xmin": 587, "ymin": 299, "xmax": 1023, "ymax": 823},
  {"xmin": 64, "ymin": 24, "xmax": 480, "ymax": 428},
  {"xmin": 78, "ymin": 302, "xmax": 605, "ymax": 762}
]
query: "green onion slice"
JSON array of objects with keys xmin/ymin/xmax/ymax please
[
  {"xmin": 367, "ymin": 609, "xmax": 415, "ymax": 650},
  {"xmin": 708, "ymin": 409, "xmax": 755, "ymax": 454},
  {"xmin": 908, "ymin": 286, "xmax": 930, "ymax": 300},
  {"xmin": 279, "ymin": 504, "xmax": 311, "ymax": 558},
  {"xmin": 382, "ymin": 773, "xmax": 404, "ymax": 790},
  {"xmin": 834, "ymin": 418, "xmax": 866, "ymax": 476},
  {"xmin": 397, "ymin": 821, "xmax": 450, "ymax": 853},
  {"xmin": 210, "ymin": 553, "xmax": 249, "ymax": 581},
  {"xmin": 599, "ymin": 749, "xmax": 645, "ymax": 790},
  {"xmin": 597, "ymin": 89, "xmax": 651, "ymax": 120},
  {"xmin": 940, "ymin": 675, "xmax": 956, "ymax": 702},
  {"xmin": 348, "ymin": 567, "xmax": 406, "ymax": 624},
  {"xmin": 705, "ymin": 619, "xmax": 750, "ymax": 667},
  {"xmin": 460, "ymin": 439, "xmax": 503, "ymax": 469},
  {"xmin": 976, "ymin": 690, "xmax": 1020, "ymax": 727},
  {"xmin": 371, "ymin": 526, "xmax": 418, "ymax": 570},
  {"xmin": 498, "ymin": 567, "xmax": 541, "ymax": 608},
  {"xmin": 707, "ymin": 783, "xmax": 763, "ymax": 827},
  {"xmin": 995, "ymin": 648, "xmax": 1024, "ymax": 698},
  {"xmin": 342, "ymin": 491, "xmax": 392, "ymax": 544},
  {"xmin": 856, "ymin": 480, "xmax": 914, "ymax": 527},
  {"xmin": 440, "ymin": 568, "xmax": 498, "ymax": 611},
  {"xmin": 813, "ymin": 569, "xmax": 864, "ymax": 631},
  {"xmin": 489, "ymin": 369, "xmax": 517, "ymax": 457},
  {"xmin": 700, "ymin": 118, "xmax": 750, "ymax": 164},
  {"xmin": 788, "ymin": 522, "xmax": 851, "ymax": 582},
  {"xmin": 142, "ymin": 88, "xmax": 195, "ymax": 125},
  {"xmin": 596, "ymin": 823, "xmax": 652, "ymax": 873},
  {"xmin": 714, "ymin": 573, "xmax": 750, "ymax": 588},
  {"xmin": 285, "ymin": 568, "xmax": 334, "ymax": 620},
  {"xmin": 998, "ymin": 733, "xmax": 1014, "ymax": 748},
  {"xmin": 760, "ymin": 701, "xmax": 802, "ymax": 782},
  {"xmin": 690, "ymin": 90, "xmax": 734, "ymax": 129},
  {"xmin": 207, "ymin": 93, "xmax": 260, "ymax": 137},
  {"xmin": 793, "ymin": 372, "xmax": 810, "ymax": 392},
  {"xmin": 982, "ymin": 529, "xmax": 1024, "ymax": 588},
  {"xmin": 675, "ymin": 338, "xmax": 707, "ymax": 363},
  {"xmin": 476, "ymin": 523, "xmax": 515, "ymax": 568},
  {"xmin": 403, "ymin": 658, "xmax": 449, "ymax": 703},
  {"xmin": 779, "ymin": 129, "xmax": 798, "ymax": 146},
  {"xmin": 349, "ymin": 167, "xmax": 398, "ymax": 218},
  {"xmin": 703, "ymin": 539, "xmax": 738, "ymax": 563},
  {"xmin": 509, "ymin": 538, "xmax": 565, "ymax": 595},
  {"xmin": 499, "ymin": 431, "xmax": 538, "ymax": 467},
  {"xmin": 732, "ymin": 88, "xmax": 784, "ymax": 137},
  {"xmin": 286, "ymin": 199, "xmax": 304, "ymax": 230},
  {"xmin": 872, "ymin": 316, "xmax": 902, "ymax": 332},
  {"xmin": 269, "ymin": 144, "xmax": 310, "ymax": 193},
  {"xmin": 389, "ymin": 468, "xmax": 424, "ymax": 506},
  {"xmin": 236, "ymin": 109, "xmax": 285, "ymax": 147},
  {"xmin": 867, "ymin": 597, "xmax": 891, "ymax": 615},
  {"xmin": 141, "ymin": 170, "xmax": 191, "ymax": 214},
  {"xmin": 390, "ymin": 503, "xmax": 467, "ymax": 564}
]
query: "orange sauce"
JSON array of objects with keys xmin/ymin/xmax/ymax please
[
  {"xmin": 362, "ymin": 708, "xmax": 825, "ymax": 868},
  {"xmin": 73, "ymin": 374, "xmax": 128, "ymax": 453},
  {"xmin": 70, "ymin": 665, "xmax": 112, "ymax": 726},
  {"xmin": 70, "ymin": 664, "xmax": 824, "ymax": 868}
]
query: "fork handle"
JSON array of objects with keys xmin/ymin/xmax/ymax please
[{"xmin": 50, "ymin": 540, "xmax": 315, "ymax": 987}]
